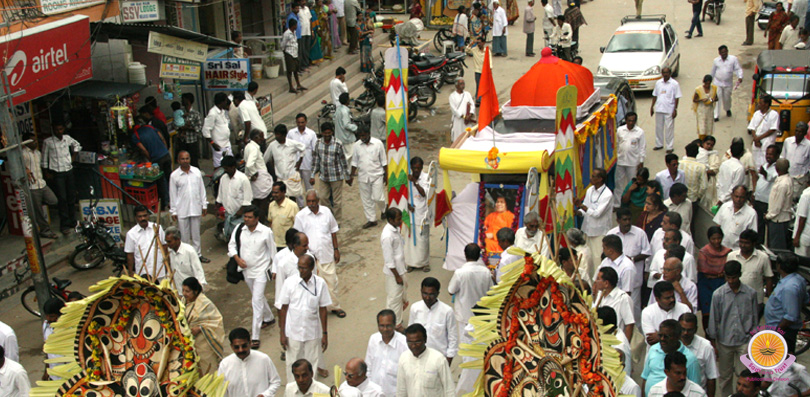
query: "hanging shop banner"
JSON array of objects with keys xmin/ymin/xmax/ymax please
[
  {"xmin": 121, "ymin": 0, "xmax": 162, "ymax": 22},
  {"xmin": 203, "ymin": 58, "xmax": 250, "ymax": 91},
  {"xmin": 41, "ymin": 0, "xmax": 104, "ymax": 15},
  {"xmin": 159, "ymin": 55, "xmax": 201, "ymax": 80},
  {"xmin": 80, "ymin": 199, "xmax": 123, "ymax": 243},
  {"xmin": 148, "ymin": 31, "xmax": 208, "ymax": 63},
  {"xmin": 13, "ymin": 103, "xmax": 34, "ymax": 136},
  {"xmin": 0, "ymin": 15, "xmax": 93, "ymax": 104}
]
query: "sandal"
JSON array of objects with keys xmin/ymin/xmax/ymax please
[
  {"xmin": 317, "ymin": 368, "xmax": 329, "ymax": 378},
  {"xmin": 423, "ymin": 265, "xmax": 431, "ymax": 272},
  {"xmin": 331, "ymin": 309, "xmax": 347, "ymax": 318},
  {"xmin": 261, "ymin": 320, "xmax": 275, "ymax": 329},
  {"xmin": 251, "ymin": 340, "xmax": 260, "ymax": 349}
]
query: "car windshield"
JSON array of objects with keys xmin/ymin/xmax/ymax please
[
  {"xmin": 762, "ymin": 74, "xmax": 810, "ymax": 99},
  {"xmin": 604, "ymin": 32, "xmax": 663, "ymax": 52}
]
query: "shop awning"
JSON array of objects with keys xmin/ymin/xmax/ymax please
[
  {"xmin": 91, "ymin": 23, "xmax": 238, "ymax": 48},
  {"xmin": 67, "ymin": 80, "xmax": 146, "ymax": 100}
]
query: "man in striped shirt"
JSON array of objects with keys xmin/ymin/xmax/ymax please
[{"xmin": 40, "ymin": 123, "xmax": 81, "ymax": 235}]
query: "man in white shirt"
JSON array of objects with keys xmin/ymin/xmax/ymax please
[
  {"xmin": 234, "ymin": 91, "xmax": 267, "ymax": 141},
  {"xmin": 710, "ymin": 45, "xmax": 743, "ymax": 120},
  {"xmin": 408, "ymin": 277, "xmax": 458, "ymax": 363},
  {"xmin": 41, "ymin": 299, "xmax": 64, "ymax": 381},
  {"xmin": 649, "ymin": 212, "xmax": 696, "ymax": 258},
  {"xmin": 766, "ymin": 158, "xmax": 794, "ymax": 249},
  {"xmin": 244, "ymin": 130, "xmax": 274, "ymax": 222},
  {"xmin": 266, "ymin": 124, "xmax": 307, "ymax": 206},
  {"xmin": 713, "ymin": 185, "xmax": 757, "ymax": 250},
  {"xmin": 21, "ymin": 134, "xmax": 57, "ymax": 239},
  {"xmin": 494, "ymin": 228, "xmax": 521, "ymax": 283},
  {"xmin": 334, "ymin": 0, "xmax": 346, "ymax": 44},
  {"xmin": 273, "ymin": 231, "xmax": 310, "ymax": 309},
  {"xmin": 748, "ymin": 97, "xmax": 780, "ymax": 169},
  {"xmin": 655, "ymin": 153, "xmax": 686, "ymax": 200},
  {"xmin": 294, "ymin": 190, "xmax": 345, "ymax": 317},
  {"xmin": 514, "ymin": 211, "xmax": 551, "ymax": 257},
  {"xmin": 650, "ymin": 67, "xmax": 681, "ymax": 153},
  {"xmin": 650, "ymin": 258, "xmax": 698, "ymax": 313},
  {"xmin": 664, "ymin": 184, "xmax": 693, "ymax": 234},
  {"xmin": 299, "ymin": 2, "xmax": 312, "ymax": 68},
  {"xmin": 370, "ymin": 96, "xmax": 387, "ymax": 144},
  {"xmin": 614, "ymin": 112, "xmax": 645, "ymax": 207},
  {"xmin": 598, "ymin": 235, "xmax": 637, "ymax": 295},
  {"xmin": 448, "ymin": 244, "xmax": 493, "ymax": 337},
  {"xmin": 649, "ymin": 243, "xmax": 697, "ymax": 288},
  {"xmin": 288, "ymin": 113, "xmax": 319, "ymax": 193},
  {"xmin": 170, "ymin": 151, "xmax": 209, "ymax": 262},
  {"xmin": 781, "ymin": 15, "xmax": 802, "ymax": 49},
  {"xmin": 641, "ymin": 281, "xmax": 692, "ymax": 346},
  {"xmin": 228, "ymin": 206, "xmax": 276, "ymax": 347},
  {"xmin": 0, "ymin": 321, "xmax": 19, "ymax": 362},
  {"xmin": 783, "ymin": 122, "xmax": 810, "ymax": 199},
  {"xmin": 217, "ymin": 156, "xmax": 254, "ymax": 240},
  {"xmin": 165, "ymin": 227, "xmax": 206, "ymax": 293},
  {"xmin": 593, "ymin": 266, "xmax": 635, "ymax": 342},
  {"xmin": 575, "ymin": 168, "xmax": 612, "ymax": 274},
  {"xmin": 550, "ymin": 16, "xmax": 573, "ymax": 60},
  {"xmin": 753, "ymin": 145, "xmax": 779, "ymax": 247},
  {"xmin": 202, "ymin": 92, "xmax": 233, "ymax": 169},
  {"xmin": 596, "ymin": 306, "xmax": 634, "ymax": 377},
  {"xmin": 366, "ymin": 309, "xmax": 409, "ymax": 396},
  {"xmin": 680, "ymin": 313, "xmax": 718, "ymax": 395},
  {"xmin": 679, "ymin": 142, "xmax": 707, "ymax": 205},
  {"xmin": 331, "ymin": 67, "xmax": 349, "ymax": 105},
  {"xmin": 335, "ymin": 93, "xmax": 358, "ymax": 165},
  {"xmin": 523, "ymin": 0, "xmax": 536, "ymax": 56},
  {"xmin": 541, "ymin": 0, "xmax": 555, "ymax": 47},
  {"xmin": 0, "ymin": 346, "xmax": 29, "ymax": 397},
  {"xmin": 339, "ymin": 358, "xmax": 384, "ymax": 397},
  {"xmin": 381, "ymin": 208, "xmax": 409, "ymax": 329},
  {"xmin": 449, "ymin": 78, "xmax": 476, "ymax": 142},
  {"xmin": 218, "ymin": 327, "xmax": 281, "ymax": 397},
  {"xmin": 717, "ymin": 139, "xmax": 748, "ymax": 204},
  {"xmin": 125, "ymin": 205, "xmax": 167, "ymax": 279},
  {"xmin": 278, "ymin": 254, "xmax": 332, "ymax": 382},
  {"xmin": 405, "ymin": 157, "xmax": 431, "ymax": 272},
  {"xmin": 491, "ymin": 0, "xmax": 508, "ymax": 56},
  {"xmin": 40, "ymin": 122, "xmax": 81, "ymax": 234},
  {"xmin": 396, "ymin": 324, "xmax": 455, "ymax": 396},
  {"xmin": 727, "ymin": 229, "xmax": 774, "ymax": 312},
  {"xmin": 351, "ymin": 128, "xmax": 387, "ymax": 228},
  {"xmin": 453, "ymin": 5, "xmax": 470, "ymax": 49},
  {"xmin": 285, "ymin": 359, "xmax": 331, "ymax": 397},
  {"xmin": 795, "ymin": 181, "xmax": 810, "ymax": 256},
  {"xmin": 608, "ymin": 208, "xmax": 651, "ymax": 320},
  {"xmin": 647, "ymin": 351, "xmax": 706, "ymax": 397}
]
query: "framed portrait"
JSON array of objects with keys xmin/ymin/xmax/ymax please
[{"xmin": 475, "ymin": 183, "xmax": 526, "ymax": 262}]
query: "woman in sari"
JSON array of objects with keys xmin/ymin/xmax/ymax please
[
  {"xmin": 328, "ymin": 0, "xmax": 341, "ymax": 49},
  {"xmin": 697, "ymin": 226, "xmax": 731, "ymax": 331},
  {"xmin": 621, "ymin": 167, "xmax": 652, "ymax": 223},
  {"xmin": 470, "ymin": 5, "xmax": 484, "ymax": 41},
  {"xmin": 309, "ymin": 2, "xmax": 324, "ymax": 64},
  {"xmin": 565, "ymin": 228, "xmax": 594, "ymax": 285},
  {"xmin": 359, "ymin": 14, "xmax": 375, "ymax": 72},
  {"xmin": 483, "ymin": 196, "xmax": 515, "ymax": 254},
  {"xmin": 635, "ymin": 188, "xmax": 666, "ymax": 241},
  {"xmin": 766, "ymin": 2, "xmax": 789, "ymax": 49},
  {"xmin": 182, "ymin": 277, "xmax": 225, "ymax": 375},
  {"xmin": 505, "ymin": 0, "xmax": 519, "ymax": 24},
  {"xmin": 317, "ymin": 0, "xmax": 333, "ymax": 59},
  {"xmin": 692, "ymin": 74, "xmax": 718, "ymax": 140}
]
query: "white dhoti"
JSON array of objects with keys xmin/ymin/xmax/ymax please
[
  {"xmin": 342, "ymin": 141, "xmax": 354, "ymax": 167},
  {"xmin": 359, "ymin": 176, "xmax": 386, "ymax": 223},
  {"xmin": 654, "ymin": 112, "xmax": 675, "ymax": 151},
  {"xmin": 211, "ymin": 145, "xmax": 233, "ymax": 168},
  {"xmin": 385, "ymin": 274, "xmax": 408, "ymax": 325},
  {"xmin": 244, "ymin": 276, "xmax": 274, "ymax": 340},
  {"xmin": 286, "ymin": 338, "xmax": 321, "ymax": 383},
  {"xmin": 449, "ymin": 90, "xmax": 475, "ymax": 143},
  {"xmin": 456, "ymin": 323, "xmax": 480, "ymax": 395},
  {"xmin": 584, "ymin": 235, "xmax": 603, "ymax": 279},
  {"xmin": 632, "ymin": 260, "xmax": 644, "ymax": 322},
  {"xmin": 751, "ymin": 143, "xmax": 767, "ymax": 169},
  {"xmin": 614, "ymin": 165, "xmax": 637, "ymax": 208},
  {"xmin": 178, "ymin": 216, "xmax": 201, "ymax": 255},
  {"xmin": 714, "ymin": 85, "xmax": 733, "ymax": 118},
  {"xmin": 318, "ymin": 261, "xmax": 341, "ymax": 310},
  {"xmin": 404, "ymin": 223, "xmax": 430, "ymax": 268},
  {"xmin": 451, "ymin": 118, "xmax": 469, "ymax": 142}
]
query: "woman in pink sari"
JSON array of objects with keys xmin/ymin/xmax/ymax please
[
  {"xmin": 697, "ymin": 226, "xmax": 731, "ymax": 331},
  {"xmin": 328, "ymin": 0, "xmax": 341, "ymax": 49}
]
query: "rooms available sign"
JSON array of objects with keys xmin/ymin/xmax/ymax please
[{"xmin": 121, "ymin": 0, "xmax": 162, "ymax": 22}]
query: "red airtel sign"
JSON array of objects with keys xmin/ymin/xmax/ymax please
[{"xmin": 0, "ymin": 15, "xmax": 93, "ymax": 104}]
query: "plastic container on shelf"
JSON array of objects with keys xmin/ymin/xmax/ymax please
[{"xmin": 152, "ymin": 163, "xmax": 160, "ymax": 177}]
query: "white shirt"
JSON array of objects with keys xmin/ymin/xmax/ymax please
[
  {"xmin": 218, "ymin": 350, "xmax": 281, "ymax": 397},
  {"xmin": 299, "ymin": 6, "xmax": 312, "ymax": 35},
  {"xmin": 331, "ymin": 78, "xmax": 349, "ymax": 104},
  {"xmin": 710, "ymin": 55, "xmax": 743, "ymax": 87},
  {"xmin": 285, "ymin": 380, "xmax": 331, "ymax": 396},
  {"xmin": 124, "ymin": 222, "xmax": 167, "ymax": 279},
  {"xmin": 755, "ymin": 162, "xmax": 778, "ymax": 203},
  {"xmin": 381, "ymin": 223, "xmax": 407, "ymax": 277},
  {"xmin": 550, "ymin": 22, "xmax": 572, "ymax": 46},
  {"xmin": 449, "ymin": 91, "xmax": 476, "ymax": 136},
  {"xmin": 664, "ymin": 198, "xmax": 693, "ymax": 234},
  {"xmin": 514, "ymin": 228, "xmax": 552, "ymax": 258},
  {"xmin": 684, "ymin": 334, "xmax": 719, "ymax": 388},
  {"xmin": 366, "ymin": 331, "xmax": 409, "ymax": 397},
  {"xmin": 607, "ymin": 225, "xmax": 652, "ymax": 265},
  {"xmin": 492, "ymin": 6, "xmax": 508, "ymax": 36},
  {"xmin": 408, "ymin": 300, "xmax": 458, "ymax": 358},
  {"xmin": 655, "ymin": 169, "xmax": 686, "ymax": 200},
  {"xmin": 352, "ymin": 138, "xmax": 387, "ymax": 183},
  {"xmin": 170, "ymin": 166, "xmax": 207, "ymax": 218},
  {"xmin": 22, "ymin": 147, "xmax": 46, "ymax": 189},
  {"xmin": 288, "ymin": 127, "xmax": 318, "ymax": 171},
  {"xmin": 273, "ymin": 250, "xmax": 303, "ymax": 309},
  {"xmin": 640, "ymin": 302, "xmax": 692, "ymax": 341},
  {"xmin": 228, "ymin": 222, "xmax": 276, "ymax": 280},
  {"xmin": 238, "ymin": 99, "xmax": 268, "ymax": 137},
  {"xmin": 713, "ymin": 202, "xmax": 757, "ymax": 250},
  {"xmin": 716, "ymin": 157, "xmax": 746, "ymax": 203},
  {"xmin": 294, "ymin": 206, "xmax": 339, "ymax": 263},
  {"xmin": 782, "ymin": 24, "xmax": 801, "ymax": 49},
  {"xmin": 616, "ymin": 125, "xmax": 646, "ymax": 166},
  {"xmin": 334, "ymin": 0, "xmax": 345, "ymax": 16},
  {"xmin": 170, "ymin": 242, "xmax": 207, "ymax": 292},
  {"xmin": 396, "ymin": 347, "xmax": 456, "ymax": 397},
  {"xmin": 278, "ymin": 274, "xmax": 332, "ymax": 341},
  {"xmin": 340, "ymin": 379, "xmax": 384, "ymax": 397},
  {"xmin": 649, "ymin": 227, "xmax": 696, "ymax": 258},
  {"xmin": 543, "ymin": 3, "xmax": 555, "ymax": 31},
  {"xmin": 649, "ymin": 277, "xmax": 698, "ymax": 312},
  {"xmin": 41, "ymin": 134, "xmax": 81, "ymax": 172},
  {"xmin": 598, "ymin": 255, "xmax": 636, "ymax": 294},
  {"xmin": 595, "ymin": 287, "xmax": 635, "ymax": 331},
  {"xmin": 495, "ymin": 247, "xmax": 522, "ymax": 284},
  {"xmin": 411, "ymin": 172, "xmax": 430, "ymax": 222},
  {"xmin": 448, "ymin": 261, "xmax": 493, "ymax": 323},
  {"xmin": 578, "ymin": 184, "xmax": 613, "ymax": 236},
  {"xmin": 781, "ymin": 136, "xmax": 810, "ymax": 177},
  {"xmin": 0, "ymin": 358, "xmax": 29, "ymax": 397},
  {"xmin": 614, "ymin": 330, "xmax": 633, "ymax": 375},
  {"xmin": 748, "ymin": 109, "xmax": 780, "ymax": 167},
  {"xmin": 648, "ymin": 379, "xmax": 706, "ymax": 397},
  {"xmin": 620, "ymin": 374, "xmax": 642, "ymax": 397},
  {"xmin": 652, "ymin": 78, "xmax": 682, "ymax": 114},
  {"xmin": 265, "ymin": 139, "xmax": 305, "ymax": 181},
  {"xmin": 202, "ymin": 106, "xmax": 231, "ymax": 148},
  {"xmin": 0, "ymin": 321, "xmax": 19, "ymax": 362},
  {"xmin": 647, "ymin": 249, "xmax": 697, "ymax": 286},
  {"xmin": 679, "ymin": 157, "xmax": 708, "ymax": 203},
  {"xmin": 795, "ymin": 187, "xmax": 810, "ymax": 246},
  {"xmin": 217, "ymin": 170, "xmax": 253, "ymax": 215},
  {"xmin": 727, "ymin": 249, "xmax": 774, "ymax": 303},
  {"xmin": 766, "ymin": 174, "xmax": 794, "ymax": 222},
  {"xmin": 244, "ymin": 140, "xmax": 268, "ymax": 177},
  {"xmin": 42, "ymin": 321, "xmax": 60, "ymax": 380}
]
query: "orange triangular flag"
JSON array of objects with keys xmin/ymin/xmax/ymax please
[{"xmin": 478, "ymin": 47, "xmax": 499, "ymax": 132}]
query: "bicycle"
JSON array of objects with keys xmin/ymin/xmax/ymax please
[{"xmin": 12, "ymin": 253, "xmax": 85, "ymax": 317}]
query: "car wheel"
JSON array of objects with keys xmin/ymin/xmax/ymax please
[{"xmin": 672, "ymin": 59, "xmax": 680, "ymax": 77}]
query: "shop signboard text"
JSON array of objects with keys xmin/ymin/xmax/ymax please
[
  {"xmin": 80, "ymin": 199, "xmax": 123, "ymax": 244},
  {"xmin": 41, "ymin": 0, "xmax": 104, "ymax": 15},
  {"xmin": 203, "ymin": 58, "xmax": 250, "ymax": 91},
  {"xmin": 148, "ymin": 32, "xmax": 208, "ymax": 63},
  {"xmin": 159, "ymin": 56, "xmax": 201, "ymax": 80},
  {"xmin": 121, "ymin": 0, "xmax": 162, "ymax": 22}
]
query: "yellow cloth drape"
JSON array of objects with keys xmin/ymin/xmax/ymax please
[{"xmin": 185, "ymin": 293, "xmax": 227, "ymax": 375}]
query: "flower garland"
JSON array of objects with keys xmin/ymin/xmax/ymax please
[
  {"xmin": 477, "ymin": 184, "xmax": 525, "ymax": 264},
  {"xmin": 496, "ymin": 258, "xmax": 605, "ymax": 397}
]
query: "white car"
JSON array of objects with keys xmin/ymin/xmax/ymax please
[{"xmin": 596, "ymin": 15, "xmax": 681, "ymax": 91}]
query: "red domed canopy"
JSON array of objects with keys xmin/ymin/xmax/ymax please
[{"xmin": 509, "ymin": 48, "xmax": 595, "ymax": 107}]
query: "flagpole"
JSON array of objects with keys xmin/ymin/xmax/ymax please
[{"xmin": 396, "ymin": 35, "xmax": 417, "ymax": 247}]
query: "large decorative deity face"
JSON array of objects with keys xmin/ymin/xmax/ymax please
[{"xmin": 539, "ymin": 287, "xmax": 564, "ymax": 349}]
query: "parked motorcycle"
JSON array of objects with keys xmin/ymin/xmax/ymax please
[
  {"xmin": 69, "ymin": 187, "xmax": 127, "ymax": 275},
  {"xmin": 354, "ymin": 73, "xmax": 423, "ymax": 120},
  {"xmin": 704, "ymin": 0, "xmax": 724, "ymax": 24}
]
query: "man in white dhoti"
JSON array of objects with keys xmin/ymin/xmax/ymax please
[
  {"xmin": 449, "ymin": 79, "xmax": 476, "ymax": 142},
  {"xmin": 406, "ymin": 157, "xmax": 431, "ymax": 272},
  {"xmin": 381, "ymin": 208, "xmax": 409, "ymax": 330},
  {"xmin": 169, "ymin": 151, "xmax": 209, "ymax": 263},
  {"xmin": 747, "ymin": 97, "xmax": 780, "ymax": 169},
  {"xmin": 514, "ymin": 211, "xmax": 551, "ymax": 258},
  {"xmin": 350, "ymin": 127, "xmax": 388, "ymax": 228},
  {"xmin": 710, "ymin": 45, "xmax": 743, "ymax": 121}
]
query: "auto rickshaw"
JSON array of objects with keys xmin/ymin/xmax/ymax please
[{"xmin": 749, "ymin": 50, "xmax": 810, "ymax": 142}]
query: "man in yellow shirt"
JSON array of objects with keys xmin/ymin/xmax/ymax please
[
  {"xmin": 267, "ymin": 181, "xmax": 299, "ymax": 251},
  {"xmin": 744, "ymin": 0, "xmax": 760, "ymax": 45}
]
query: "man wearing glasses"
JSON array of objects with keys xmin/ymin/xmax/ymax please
[{"xmin": 338, "ymin": 358, "xmax": 383, "ymax": 396}]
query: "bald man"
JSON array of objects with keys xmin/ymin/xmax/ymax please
[
  {"xmin": 766, "ymin": 158, "xmax": 794, "ymax": 250},
  {"xmin": 338, "ymin": 358, "xmax": 384, "ymax": 396}
]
